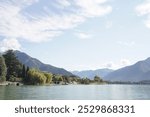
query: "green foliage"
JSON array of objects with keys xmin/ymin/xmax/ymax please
[
  {"xmin": 21, "ymin": 65, "xmax": 30, "ymax": 83},
  {"xmin": 58, "ymin": 77, "xmax": 63, "ymax": 82},
  {"xmin": 80, "ymin": 78, "xmax": 90, "ymax": 84},
  {"xmin": 94, "ymin": 75, "xmax": 103, "ymax": 82},
  {"xmin": 22, "ymin": 65, "xmax": 26, "ymax": 78},
  {"xmin": 27, "ymin": 69, "xmax": 47, "ymax": 85},
  {"xmin": 24, "ymin": 66, "xmax": 30, "ymax": 82},
  {"xmin": 9, "ymin": 75, "xmax": 22, "ymax": 82},
  {"xmin": 0, "ymin": 55, "xmax": 7, "ymax": 82},
  {"xmin": 43, "ymin": 72, "xmax": 53, "ymax": 84},
  {"xmin": 3, "ymin": 50, "xmax": 22, "ymax": 81},
  {"xmin": 52, "ymin": 74, "xmax": 63, "ymax": 84},
  {"xmin": 84, "ymin": 78, "xmax": 90, "ymax": 84},
  {"xmin": 62, "ymin": 75, "xmax": 71, "ymax": 83}
]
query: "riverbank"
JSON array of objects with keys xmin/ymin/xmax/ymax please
[{"xmin": 0, "ymin": 81, "xmax": 23, "ymax": 86}]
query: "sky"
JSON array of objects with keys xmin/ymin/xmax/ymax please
[{"xmin": 0, "ymin": 0, "xmax": 150, "ymax": 71}]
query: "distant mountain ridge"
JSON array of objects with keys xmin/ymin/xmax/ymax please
[
  {"xmin": 72, "ymin": 69, "xmax": 113, "ymax": 79},
  {"xmin": 15, "ymin": 51, "xmax": 73, "ymax": 76},
  {"xmin": 104, "ymin": 57, "xmax": 150, "ymax": 82}
]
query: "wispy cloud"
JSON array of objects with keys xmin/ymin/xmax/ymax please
[
  {"xmin": 0, "ymin": 0, "xmax": 112, "ymax": 51},
  {"xmin": 104, "ymin": 59, "xmax": 131, "ymax": 69},
  {"xmin": 136, "ymin": 0, "xmax": 150, "ymax": 28},
  {"xmin": 75, "ymin": 32, "xmax": 92, "ymax": 39},
  {"xmin": 120, "ymin": 59, "xmax": 131, "ymax": 67},
  {"xmin": 75, "ymin": 0, "xmax": 112, "ymax": 17},
  {"xmin": 56, "ymin": 0, "xmax": 71, "ymax": 7}
]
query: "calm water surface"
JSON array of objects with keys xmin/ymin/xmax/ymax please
[{"xmin": 0, "ymin": 84, "xmax": 150, "ymax": 100}]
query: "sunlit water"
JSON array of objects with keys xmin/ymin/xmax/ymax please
[{"xmin": 0, "ymin": 84, "xmax": 150, "ymax": 100}]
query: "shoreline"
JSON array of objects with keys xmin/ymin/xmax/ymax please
[
  {"xmin": 0, "ymin": 81, "xmax": 150, "ymax": 86},
  {"xmin": 0, "ymin": 81, "xmax": 23, "ymax": 86}
]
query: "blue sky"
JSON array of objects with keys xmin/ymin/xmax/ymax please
[{"xmin": 0, "ymin": 0, "xmax": 150, "ymax": 71}]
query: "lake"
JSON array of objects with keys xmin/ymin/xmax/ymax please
[{"xmin": 0, "ymin": 84, "xmax": 150, "ymax": 100}]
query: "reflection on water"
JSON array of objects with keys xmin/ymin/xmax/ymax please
[{"xmin": 0, "ymin": 85, "xmax": 150, "ymax": 100}]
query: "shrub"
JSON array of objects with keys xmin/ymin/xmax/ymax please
[
  {"xmin": 27, "ymin": 69, "xmax": 46, "ymax": 85},
  {"xmin": 44, "ymin": 72, "xmax": 53, "ymax": 84}
]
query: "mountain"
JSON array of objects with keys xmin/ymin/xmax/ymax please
[
  {"xmin": 15, "ymin": 51, "xmax": 73, "ymax": 76},
  {"xmin": 72, "ymin": 69, "xmax": 113, "ymax": 79},
  {"xmin": 104, "ymin": 58, "xmax": 150, "ymax": 82}
]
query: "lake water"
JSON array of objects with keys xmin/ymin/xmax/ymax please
[{"xmin": 0, "ymin": 84, "xmax": 150, "ymax": 100}]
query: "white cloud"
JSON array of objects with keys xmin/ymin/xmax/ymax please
[
  {"xmin": 136, "ymin": 1, "xmax": 150, "ymax": 28},
  {"xmin": 136, "ymin": 2, "xmax": 150, "ymax": 16},
  {"xmin": 144, "ymin": 16, "xmax": 150, "ymax": 28},
  {"xmin": 120, "ymin": 59, "xmax": 130, "ymax": 66},
  {"xmin": 0, "ymin": 38, "xmax": 21, "ymax": 52},
  {"xmin": 0, "ymin": 0, "xmax": 112, "ymax": 50},
  {"xmin": 104, "ymin": 59, "xmax": 131, "ymax": 69},
  {"xmin": 104, "ymin": 62, "xmax": 115, "ymax": 68},
  {"xmin": 75, "ymin": 0, "xmax": 112, "ymax": 17},
  {"xmin": 57, "ymin": 0, "xmax": 71, "ymax": 7},
  {"xmin": 75, "ymin": 32, "xmax": 92, "ymax": 39}
]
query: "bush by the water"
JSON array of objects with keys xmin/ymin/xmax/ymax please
[{"xmin": 27, "ymin": 69, "xmax": 52, "ymax": 85}]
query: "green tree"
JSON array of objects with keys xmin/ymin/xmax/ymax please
[
  {"xmin": 22, "ymin": 64, "xmax": 26, "ymax": 78},
  {"xmin": 27, "ymin": 69, "xmax": 46, "ymax": 85},
  {"xmin": 52, "ymin": 74, "xmax": 63, "ymax": 84},
  {"xmin": 80, "ymin": 78, "xmax": 90, "ymax": 84},
  {"xmin": 23, "ymin": 66, "xmax": 30, "ymax": 83},
  {"xmin": 26, "ymin": 66, "xmax": 30, "ymax": 74},
  {"xmin": 3, "ymin": 50, "xmax": 22, "ymax": 81},
  {"xmin": 84, "ymin": 78, "xmax": 90, "ymax": 84},
  {"xmin": 94, "ymin": 75, "xmax": 103, "ymax": 82},
  {"xmin": 62, "ymin": 75, "xmax": 71, "ymax": 83},
  {"xmin": 0, "ymin": 55, "xmax": 7, "ymax": 82},
  {"xmin": 44, "ymin": 72, "xmax": 53, "ymax": 84},
  {"xmin": 58, "ymin": 76, "xmax": 63, "ymax": 82}
]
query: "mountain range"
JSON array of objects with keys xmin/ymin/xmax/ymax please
[
  {"xmin": 72, "ymin": 69, "xmax": 113, "ymax": 79},
  {"xmin": 104, "ymin": 57, "xmax": 150, "ymax": 82},
  {"xmin": 15, "ymin": 50, "xmax": 150, "ymax": 82},
  {"xmin": 15, "ymin": 51, "xmax": 73, "ymax": 76}
]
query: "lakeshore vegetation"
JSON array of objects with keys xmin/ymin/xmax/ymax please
[{"xmin": 0, "ymin": 50, "xmax": 104, "ymax": 85}]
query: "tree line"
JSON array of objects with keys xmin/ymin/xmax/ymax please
[{"xmin": 0, "ymin": 50, "xmax": 104, "ymax": 85}]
